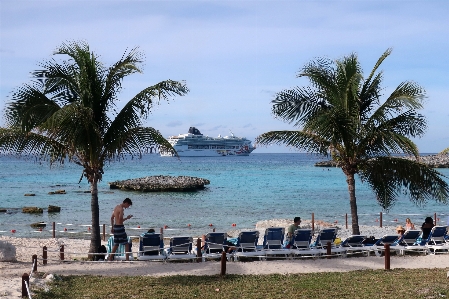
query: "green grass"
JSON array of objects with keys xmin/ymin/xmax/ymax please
[{"xmin": 33, "ymin": 268, "xmax": 449, "ymax": 299}]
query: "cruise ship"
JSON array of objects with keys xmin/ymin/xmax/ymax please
[{"xmin": 160, "ymin": 127, "xmax": 256, "ymax": 157}]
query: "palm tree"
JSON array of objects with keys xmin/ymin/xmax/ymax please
[
  {"xmin": 255, "ymin": 49, "xmax": 449, "ymax": 235},
  {"xmin": 0, "ymin": 41, "xmax": 188, "ymax": 254}
]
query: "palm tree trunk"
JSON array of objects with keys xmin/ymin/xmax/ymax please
[
  {"xmin": 346, "ymin": 173, "xmax": 360, "ymax": 235},
  {"xmin": 89, "ymin": 178, "xmax": 101, "ymax": 257}
]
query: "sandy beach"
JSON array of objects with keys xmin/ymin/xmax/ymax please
[{"xmin": 1, "ymin": 221, "xmax": 448, "ymax": 298}]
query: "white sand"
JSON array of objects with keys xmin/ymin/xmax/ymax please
[{"xmin": 1, "ymin": 221, "xmax": 449, "ymax": 298}]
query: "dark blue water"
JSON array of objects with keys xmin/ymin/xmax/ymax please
[{"xmin": 0, "ymin": 153, "xmax": 448, "ymax": 238}]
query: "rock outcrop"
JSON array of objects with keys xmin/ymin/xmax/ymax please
[
  {"xmin": 30, "ymin": 222, "xmax": 46, "ymax": 228},
  {"xmin": 22, "ymin": 207, "xmax": 43, "ymax": 214},
  {"xmin": 315, "ymin": 153, "xmax": 449, "ymax": 168},
  {"xmin": 48, "ymin": 205, "xmax": 61, "ymax": 213},
  {"xmin": 109, "ymin": 175, "xmax": 210, "ymax": 192},
  {"xmin": 48, "ymin": 189, "xmax": 66, "ymax": 195}
]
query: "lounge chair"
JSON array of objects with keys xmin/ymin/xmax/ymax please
[
  {"xmin": 392, "ymin": 230, "xmax": 425, "ymax": 255},
  {"xmin": 426, "ymin": 226, "xmax": 449, "ymax": 254},
  {"xmin": 262, "ymin": 227, "xmax": 289, "ymax": 259},
  {"xmin": 340, "ymin": 235, "xmax": 369, "ymax": 257},
  {"xmin": 234, "ymin": 231, "xmax": 263, "ymax": 261},
  {"xmin": 312, "ymin": 228, "xmax": 346, "ymax": 257},
  {"xmin": 105, "ymin": 236, "xmax": 134, "ymax": 261},
  {"xmin": 370, "ymin": 235, "xmax": 400, "ymax": 257},
  {"xmin": 289, "ymin": 229, "xmax": 320, "ymax": 258},
  {"xmin": 202, "ymin": 232, "xmax": 231, "ymax": 261},
  {"xmin": 137, "ymin": 232, "xmax": 166, "ymax": 261},
  {"xmin": 165, "ymin": 236, "xmax": 196, "ymax": 262}
]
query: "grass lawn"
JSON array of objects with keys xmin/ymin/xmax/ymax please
[{"xmin": 33, "ymin": 268, "xmax": 448, "ymax": 299}]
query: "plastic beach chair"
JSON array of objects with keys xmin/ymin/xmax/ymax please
[
  {"xmin": 234, "ymin": 231, "xmax": 263, "ymax": 261},
  {"xmin": 202, "ymin": 232, "xmax": 231, "ymax": 261},
  {"xmin": 262, "ymin": 227, "xmax": 289, "ymax": 259},
  {"xmin": 370, "ymin": 235, "xmax": 400, "ymax": 257},
  {"xmin": 391, "ymin": 230, "xmax": 423, "ymax": 255},
  {"xmin": 165, "ymin": 236, "xmax": 196, "ymax": 262},
  {"xmin": 137, "ymin": 232, "xmax": 166, "ymax": 261},
  {"xmin": 340, "ymin": 235, "xmax": 369, "ymax": 257},
  {"xmin": 312, "ymin": 228, "xmax": 346, "ymax": 257},
  {"xmin": 289, "ymin": 229, "xmax": 320, "ymax": 258},
  {"xmin": 106, "ymin": 236, "xmax": 133, "ymax": 261},
  {"xmin": 426, "ymin": 226, "xmax": 449, "ymax": 254}
]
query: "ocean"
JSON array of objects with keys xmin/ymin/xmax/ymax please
[{"xmin": 1, "ymin": 153, "xmax": 448, "ymax": 238}]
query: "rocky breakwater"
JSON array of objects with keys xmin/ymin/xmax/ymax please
[
  {"xmin": 316, "ymin": 153, "xmax": 449, "ymax": 168},
  {"xmin": 401, "ymin": 153, "xmax": 449, "ymax": 168},
  {"xmin": 109, "ymin": 175, "xmax": 210, "ymax": 192}
]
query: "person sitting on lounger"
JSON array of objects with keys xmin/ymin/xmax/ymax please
[
  {"xmin": 405, "ymin": 218, "xmax": 415, "ymax": 230},
  {"xmin": 421, "ymin": 216, "xmax": 435, "ymax": 240},
  {"xmin": 283, "ymin": 217, "xmax": 302, "ymax": 248},
  {"xmin": 396, "ymin": 225, "xmax": 405, "ymax": 239}
]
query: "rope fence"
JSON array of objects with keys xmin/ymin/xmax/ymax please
[{"xmin": 3, "ymin": 212, "xmax": 448, "ymax": 238}]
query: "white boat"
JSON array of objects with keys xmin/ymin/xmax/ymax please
[{"xmin": 160, "ymin": 127, "xmax": 256, "ymax": 157}]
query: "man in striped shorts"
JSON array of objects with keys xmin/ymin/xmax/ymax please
[{"xmin": 109, "ymin": 198, "xmax": 133, "ymax": 261}]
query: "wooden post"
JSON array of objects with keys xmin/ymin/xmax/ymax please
[
  {"xmin": 220, "ymin": 251, "xmax": 227, "ymax": 276},
  {"xmin": 380, "ymin": 212, "xmax": 383, "ymax": 228},
  {"xmin": 213, "ymin": 228, "xmax": 216, "ymax": 232},
  {"xmin": 312, "ymin": 213, "xmax": 315, "ymax": 232},
  {"xmin": 43, "ymin": 246, "xmax": 47, "ymax": 265},
  {"xmin": 160, "ymin": 227, "xmax": 163, "ymax": 234},
  {"xmin": 32, "ymin": 254, "xmax": 37, "ymax": 272},
  {"xmin": 22, "ymin": 273, "xmax": 29, "ymax": 298},
  {"xmin": 60, "ymin": 244, "xmax": 64, "ymax": 261},
  {"xmin": 326, "ymin": 241, "xmax": 331, "ymax": 259},
  {"xmin": 345, "ymin": 213, "xmax": 348, "ymax": 229},
  {"xmin": 434, "ymin": 213, "xmax": 437, "ymax": 226},
  {"xmin": 52, "ymin": 222, "xmax": 55, "ymax": 238},
  {"xmin": 102, "ymin": 224, "xmax": 106, "ymax": 241},
  {"xmin": 196, "ymin": 238, "xmax": 202, "ymax": 263},
  {"xmin": 384, "ymin": 244, "xmax": 390, "ymax": 270}
]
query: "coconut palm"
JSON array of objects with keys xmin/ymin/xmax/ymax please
[
  {"xmin": 0, "ymin": 41, "xmax": 188, "ymax": 254},
  {"xmin": 255, "ymin": 49, "xmax": 449, "ymax": 234}
]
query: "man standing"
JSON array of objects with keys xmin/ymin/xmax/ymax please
[{"xmin": 109, "ymin": 198, "xmax": 133, "ymax": 261}]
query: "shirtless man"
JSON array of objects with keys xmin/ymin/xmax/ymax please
[{"xmin": 109, "ymin": 198, "xmax": 133, "ymax": 261}]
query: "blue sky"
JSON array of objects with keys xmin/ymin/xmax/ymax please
[{"xmin": 1, "ymin": 1, "xmax": 448, "ymax": 153}]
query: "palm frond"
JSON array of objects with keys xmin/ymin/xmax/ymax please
[
  {"xmin": 360, "ymin": 157, "xmax": 449, "ymax": 210},
  {"xmin": 0, "ymin": 127, "xmax": 66, "ymax": 163},
  {"xmin": 6, "ymin": 83, "xmax": 61, "ymax": 131},
  {"xmin": 255, "ymin": 130, "xmax": 330, "ymax": 155}
]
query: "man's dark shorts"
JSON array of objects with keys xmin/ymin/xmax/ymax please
[{"xmin": 113, "ymin": 225, "xmax": 128, "ymax": 245}]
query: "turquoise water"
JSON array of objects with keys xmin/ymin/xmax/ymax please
[{"xmin": 0, "ymin": 153, "xmax": 448, "ymax": 238}]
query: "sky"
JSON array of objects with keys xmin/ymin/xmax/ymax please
[{"xmin": 1, "ymin": 1, "xmax": 448, "ymax": 153}]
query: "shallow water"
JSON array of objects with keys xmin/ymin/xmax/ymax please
[{"xmin": 0, "ymin": 153, "xmax": 448, "ymax": 238}]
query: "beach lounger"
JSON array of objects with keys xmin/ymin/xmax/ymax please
[
  {"xmin": 202, "ymin": 232, "xmax": 231, "ymax": 261},
  {"xmin": 312, "ymin": 228, "xmax": 346, "ymax": 257},
  {"xmin": 426, "ymin": 226, "xmax": 449, "ymax": 254},
  {"xmin": 340, "ymin": 235, "xmax": 369, "ymax": 257},
  {"xmin": 165, "ymin": 236, "xmax": 196, "ymax": 262},
  {"xmin": 137, "ymin": 232, "xmax": 166, "ymax": 261},
  {"xmin": 391, "ymin": 230, "xmax": 424, "ymax": 255},
  {"xmin": 370, "ymin": 235, "xmax": 400, "ymax": 257},
  {"xmin": 289, "ymin": 229, "xmax": 320, "ymax": 258},
  {"xmin": 234, "ymin": 231, "xmax": 263, "ymax": 261},
  {"xmin": 262, "ymin": 227, "xmax": 289, "ymax": 259},
  {"xmin": 105, "ymin": 236, "xmax": 134, "ymax": 261}
]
